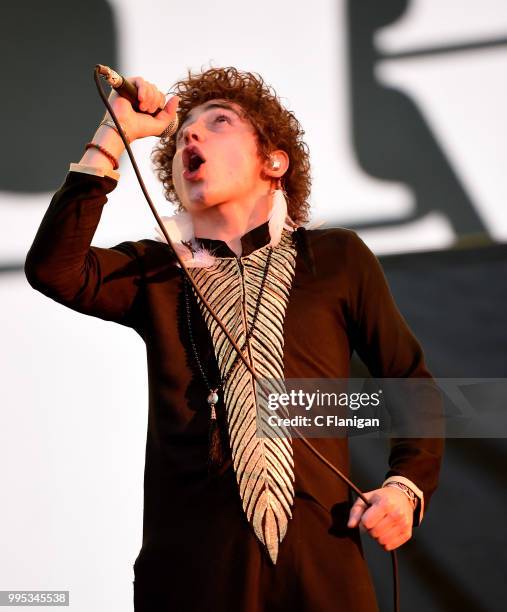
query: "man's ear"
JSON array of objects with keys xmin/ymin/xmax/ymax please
[{"xmin": 263, "ymin": 150, "xmax": 290, "ymax": 179}]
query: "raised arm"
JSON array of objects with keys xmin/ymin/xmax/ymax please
[
  {"xmin": 25, "ymin": 170, "xmax": 144, "ymax": 327},
  {"xmin": 24, "ymin": 77, "xmax": 180, "ymax": 328}
]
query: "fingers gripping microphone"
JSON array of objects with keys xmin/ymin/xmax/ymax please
[{"xmin": 96, "ymin": 64, "xmax": 179, "ymax": 138}]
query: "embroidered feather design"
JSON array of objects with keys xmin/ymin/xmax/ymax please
[{"xmin": 187, "ymin": 231, "xmax": 297, "ymax": 564}]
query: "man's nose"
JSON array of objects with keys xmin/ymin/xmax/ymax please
[{"xmin": 183, "ymin": 123, "xmax": 202, "ymax": 144}]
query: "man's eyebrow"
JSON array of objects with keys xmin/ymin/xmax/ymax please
[{"xmin": 178, "ymin": 102, "xmax": 243, "ymax": 133}]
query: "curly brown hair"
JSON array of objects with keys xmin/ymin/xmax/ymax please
[{"xmin": 151, "ymin": 67, "xmax": 311, "ymax": 225}]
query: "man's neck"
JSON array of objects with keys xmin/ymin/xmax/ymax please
[{"xmin": 191, "ymin": 190, "xmax": 272, "ymax": 257}]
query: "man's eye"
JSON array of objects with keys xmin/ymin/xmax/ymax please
[{"xmin": 214, "ymin": 114, "xmax": 230, "ymax": 123}]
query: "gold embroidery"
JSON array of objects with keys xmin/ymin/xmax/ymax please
[{"xmin": 188, "ymin": 231, "xmax": 297, "ymax": 563}]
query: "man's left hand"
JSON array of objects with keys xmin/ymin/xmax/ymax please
[{"xmin": 347, "ymin": 487, "xmax": 414, "ymax": 551}]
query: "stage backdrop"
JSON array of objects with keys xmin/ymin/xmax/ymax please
[{"xmin": 1, "ymin": 1, "xmax": 506, "ymax": 610}]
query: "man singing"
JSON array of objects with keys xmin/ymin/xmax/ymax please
[{"xmin": 25, "ymin": 67, "xmax": 443, "ymax": 611}]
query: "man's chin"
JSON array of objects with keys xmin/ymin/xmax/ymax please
[
  {"xmin": 183, "ymin": 190, "xmax": 225, "ymax": 211},
  {"xmin": 181, "ymin": 187, "xmax": 208, "ymax": 209}
]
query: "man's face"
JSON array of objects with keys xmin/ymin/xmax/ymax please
[{"xmin": 172, "ymin": 99, "xmax": 268, "ymax": 212}]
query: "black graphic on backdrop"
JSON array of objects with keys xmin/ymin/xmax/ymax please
[
  {"xmin": 346, "ymin": 0, "xmax": 507, "ymax": 240},
  {"xmin": 1, "ymin": 0, "xmax": 117, "ymax": 193}
]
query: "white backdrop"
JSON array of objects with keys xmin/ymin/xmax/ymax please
[{"xmin": 1, "ymin": 1, "xmax": 506, "ymax": 610}]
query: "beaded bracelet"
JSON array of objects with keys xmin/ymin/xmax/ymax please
[{"xmin": 84, "ymin": 142, "xmax": 119, "ymax": 170}]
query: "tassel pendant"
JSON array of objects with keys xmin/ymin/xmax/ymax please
[
  {"xmin": 207, "ymin": 389, "xmax": 219, "ymax": 419},
  {"xmin": 207, "ymin": 388, "xmax": 222, "ymax": 476}
]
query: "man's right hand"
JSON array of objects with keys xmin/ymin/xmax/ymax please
[{"xmin": 105, "ymin": 76, "xmax": 180, "ymax": 142}]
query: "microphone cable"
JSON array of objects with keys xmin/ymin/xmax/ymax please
[{"xmin": 93, "ymin": 65, "xmax": 400, "ymax": 612}]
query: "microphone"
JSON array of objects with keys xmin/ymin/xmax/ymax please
[{"xmin": 96, "ymin": 64, "xmax": 179, "ymax": 138}]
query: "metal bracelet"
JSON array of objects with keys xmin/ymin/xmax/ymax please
[
  {"xmin": 384, "ymin": 481, "xmax": 418, "ymax": 510},
  {"xmin": 99, "ymin": 118, "xmax": 130, "ymax": 143}
]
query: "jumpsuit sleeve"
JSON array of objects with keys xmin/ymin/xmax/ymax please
[
  {"xmin": 345, "ymin": 230, "xmax": 444, "ymax": 526},
  {"xmin": 24, "ymin": 169, "xmax": 144, "ymax": 330}
]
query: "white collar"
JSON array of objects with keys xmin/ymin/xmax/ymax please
[{"xmin": 153, "ymin": 189, "xmax": 297, "ymax": 267}]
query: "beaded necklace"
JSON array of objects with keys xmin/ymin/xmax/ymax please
[{"xmin": 182, "ymin": 247, "xmax": 274, "ymax": 472}]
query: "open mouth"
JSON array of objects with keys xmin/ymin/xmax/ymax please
[
  {"xmin": 188, "ymin": 153, "xmax": 205, "ymax": 173},
  {"xmin": 183, "ymin": 146, "xmax": 206, "ymax": 177}
]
